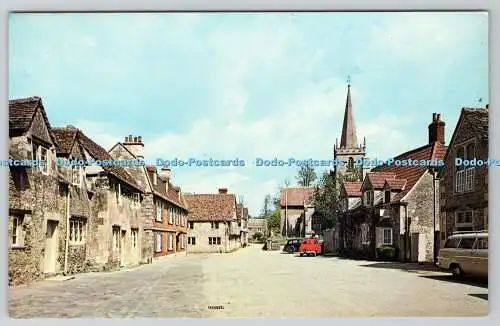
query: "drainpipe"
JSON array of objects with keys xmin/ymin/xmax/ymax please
[
  {"xmin": 285, "ymin": 187, "xmax": 288, "ymax": 238},
  {"xmin": 63, "ymin": 185, "xmax": 70, "ymax": 275},
  {"xmin": 432, "ymin": 168, "xmax": 438, "ymax": 264},
  {"xmin": 403, "ymin": 202, "xmax": 408, "ymax": 263}
]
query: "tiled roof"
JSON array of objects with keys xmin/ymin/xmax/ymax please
[
  {"xmin": 183, "ymin": 193, "xmax": 237, "ymax": 222},
  {"xmin": 64, "ymin": 127, "xmax": 143, "ymax": 191},
  {"xmin": 463, "ymin": 108, "xmax": 488, "ymax": 139},
  {"xmin": 342, "ymin": 181, "xmax": 363, "ymax": 197},
  {"xmin": 248, "ymin": 218, "xmax": 266, "ymax": 227},
  {"xmin": 371, "ymin": 141, "xmax": 447, "ymax": 201},
  {"xmin": 145, "ymin": 168, "xmax": 187, "ymax": 210},
  {"xmin": 52, "ymin": 127, "xmax": 78, "ymax": 154},
  {"xmin": 386, "ymin": 178, "xmax": 407, "ymax": 190},
  {"xmin": 365, "ymin": 172, "xmax": 396, "ymax": 189},
  {"xmin": 9, "ymin": 96, "xmax": 56, "ymax": 144},
  {"xmin": 280, "ymin": 187, "xmax": 316, "ymax": 206}
]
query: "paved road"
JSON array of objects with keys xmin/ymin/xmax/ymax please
[{"xmin": 9, "ymin": 245, "xmax": 488, "ymax": 317}]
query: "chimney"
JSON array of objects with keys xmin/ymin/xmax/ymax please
[
  {"xmin": 428, "ymin": 113, "xmax": 445, "ymax": 144},
  {"xmin": 123, "ymin": 135, "xmax": 144, "ymax": 158},
  {"xmin": 159, "ymin": 165, "xmax": 171, "ymax": 180},
  {"xmin": 486, "ymin": 104, "xmax": 489, "ymax": 109},
  {"xmin": 218, "ymin": 188, "xmax": 228, "ymax": 194}
]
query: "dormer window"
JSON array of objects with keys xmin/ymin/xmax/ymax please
[
  {"xmin": 384, "ymin": 190, "xmax": 391, "ymax": 203},
  {"xmin": 32, "ymin": 142, "xmax": 50, "ymax": 175},
  {"xmin": 153, "ymin": 173, "xmax": 157, "ymax": 185},
  {"xmin": 364, "ymin": 190, "xmax": 374, "ymax": 206},
  {"xmin": 132, "ymin": 193, "xmax": 140, "ymax": 208},
  {"xmin": 72, "ymin": 166, "xmax": 83, "ymax": 186},
  {"xmin": 455, "ymin": 142, "xmax": 475, "ymax": 192}
]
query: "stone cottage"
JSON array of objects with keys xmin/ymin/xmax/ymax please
[
  {"xmin": 439, "ymin": 105, "xmax": 488, "ymax": 242},
  {"xmin": 280, "ymin": 186, "xmax": 316, "ymax": 237},
  {"xmin": 183, "ymin": 188, "xmax": 241, "ymax": 253},
  {"xmin": 236, "ymin": 203, "xmax": 249, "ymax": 246},
  {"xmin": 8, "ymin": 96, "xmax": 74, "ymax": 285},
  {"xmin": 57, "ymin": 127, "xmax": 149, "ymax": 271},
  {"xmin": 339, "ymin": 113, "xmax": 448, "ymax": 263}
]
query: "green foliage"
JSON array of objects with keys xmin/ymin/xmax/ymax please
[
  {"xmin": 296, "ymin": 165, "xmax": 317, "ymax": 186},
  {"xmin": 376, "ymin": 246, "xmax": 398, "ymax": 261}
]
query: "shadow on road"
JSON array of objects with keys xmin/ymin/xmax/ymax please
[
  {"xmin": 468, "ymin": 293, "xmax": 488, "ymax": 301},
  {"xmin": 359, "ymin": 262, "xmax": 441, "ymax": 272},
  {"xmin": 419, "ymin": 275, "xmax": 488, "ymax": 288}
]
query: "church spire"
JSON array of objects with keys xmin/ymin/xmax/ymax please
[{"xmin": 339, "ymin": 77, "xmax": 358, "ymax": 148}]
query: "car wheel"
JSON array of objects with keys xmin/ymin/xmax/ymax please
[
  {"xmin": 286, "ymin": 247, "xmax": 294, "ymax": 254},
  {"xmin": 299, "ymin": 253, "xmax": 304, "ymax": 257},
  {"xmin": 312, "ymin": 252, "xmax": 317, "ymax": 257},
  {"xmin": 451, "ymin": 264, "xmax": 463, "ymax": 278}
]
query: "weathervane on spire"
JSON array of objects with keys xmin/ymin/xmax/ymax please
[{"xmin": 347, "ymin": 75, "xmax": 351, "ymax": 87}]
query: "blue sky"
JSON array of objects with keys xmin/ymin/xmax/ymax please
[{"xmin": 9, "ymin": 12, "xmax": 488, "ymax": 216}]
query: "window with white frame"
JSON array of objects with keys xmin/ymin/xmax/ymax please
[
  {"xmin": 71, "ymin": 166, "xmax": 82, "ymax": 186},
  {"xmin": 168, "ymin": 207, "xmax": 174, "ymax": 224},
  {"xmin": 155, "ymin": 200, "xmax": 163, "ymax": 222},
  {"xmin": 10, "ymin": 215, "xmax": 24, "ymax": 247},
  {"xmin": 209, "ymin": 237, "xmax": 221, "ymax": 245},
  {"xmin": 132, "ymin": 193, "xmax": 140, "ymax": 209},
  {"xmin": 131, "ymin": 229, "xmax": 138, "ymax": 248},
  {"xmin": 455, "ymin": 210, "xmax": 473, "ymax": 231},
  {"xmin": 154, "ymin": 232, "xmax": 162, "ymax": 253},
  {"xmin": 376, "ymin": 227, "xmax": 393, "ymax": 247},
  {"xmin": 168, "ymin": 233, "xmax": 174, "ymax": 250},
  {"xmin": 455, "ymin": 143, "xmax": 475, "ymax": 192},
  {"xmin": 361, "ymin": 223, "xmax": 369, "ymax": 245},
  {"xmin": 32, "ymin": 143, "xmax": 50, "ymax": 175},
  {"xmin": 211, "ymin": 222, "xmax": 219, "ymax": 229},
  {"xmin": 69, "ymin": 218, "xmax": 86, "ymax": 245},
  {"xmin": 188, "ymin": 221, "xmax": 194, "ymax": 229},
  {"xmin": 188, "ymin": 237, "xmax": 196, "ymax": 245}
]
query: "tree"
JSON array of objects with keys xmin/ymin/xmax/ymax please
[
  {"xmin": 296, "ymin": 165, "xmax": 317, "ymax": 186},
  {"xmin": 262, "ymin": 194, "xmax": 272, "ymax": 216}
]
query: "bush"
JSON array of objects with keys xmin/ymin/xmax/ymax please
[{"xmin": 376, "ymin": 246, "xmax": 398, "ymax": 261}]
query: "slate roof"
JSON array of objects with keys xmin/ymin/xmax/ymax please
[
  {"xmin": 9, "ymin": 96, "xmax": 57, "ymax": 144},
  {"xmin": 280, "ymin": 187, "xmax": 316, "ymax": 206},
  {"xmin": 52, "ymin": 127, "xmax": 78, "ymax": 154},
  {"xmin": 462, "ymin": 107, "xmax": 488, "ymax": 139},
  {"xmin": 370, "ymin": 141, "xmax": 447, "ymax": 201},
  {"xmin": 144, "ymin": 166, "xmax": 187, "ymax": 210},
  {"xmin": 183, "ymin": 193, "xmax": 237, "ymax": 222},
  {"xmin": 52, "ymin": 127, "xmax": 143, "ymax": 191},
  {"xmin": 342, "ymin": 181, "xmax": 363, "ymax": 197}
]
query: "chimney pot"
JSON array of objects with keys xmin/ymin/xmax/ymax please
[
  {"xmin": 437, "ymin": 114, "xmax": 441, "ymax": 121},
  {"xmin": 128, "ymin": 134, "xmax": 132, "ymax": 141},
  {"xmin": 486, "ymin": 104, "xmax": 489, "ymax": 109},
  {"xmin": 432, "ymin": 113, "xmax": 437, "ymax": 121},
  {"xmin": 138, "ymin": 136, "xmax": 142, "ymax": 143},
  {"xmin": 218, "ymin": 188, "xmax": 228, "ymax": 194}
]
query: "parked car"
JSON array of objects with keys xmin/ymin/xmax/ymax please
[
  {"xmin": 298, "ymin": 238, "xmax": 322, "ymax": 257},
  {"xmin": 437, "ymin": 231, "xmax": 488, "ymax": 278},
  {"xmin": 283, "ymin": 238, "xmax": 302, "ymax": 253}
]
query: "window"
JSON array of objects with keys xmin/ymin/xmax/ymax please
[
  {"xmin": 458, "ymin": 238, "xmax": 475, "ymax": 249},
  {"xmin": 209, "ymin": 237, "xmax": 221, "ymax": 245},
  {"xmin": 444, "ymin": 238, "xmax": 460, "ymax": 248},
  {"xmin": 32, "ymin": 143, "xmax": 50, "ymax": 175},
  {"xmin": 155, "ymin": 200, "xmax": 163, "ymax": 222},
  {"xmin": 168, "ymin": 233, "xmax": 174, "ymax": 250},
  {"xmin": 112, "ymin": 227, "xmax": 120, "ymax": 250},
  {"xmin": 455, "ymin": 143, "xmax": 475, "ymax": 192},
  {"xmin": 154, "ymin": 232, "xmax": 162, "ymax": 253},
  {"xmin": 132, "ymin": 193, "xmax": 140, "ymax": 208},
  {"xmin": 71, "ymin": 166, "xmax": 82, "ymax": 186},
  {"xmin": 382, "ymin": 229, "xmax": 392, "ymax": 245},
  {"xmin": 376, "ymin": 227, "xmax": 392, "ymax": 247},
  {"xmin": 168, "ymin": 208, "xmax": 174, "ymax": 224},
  {"xmin": 475, "ymin": 238, "xmax": 488, "ymax": 250},
  {"xmin": 188, "ymin": 222, "xmax": 194, "ymax": 229},
  {"xmin": 211, "ymin": 222, "xmax": 219, "ymax": 229},
  {"xmin": 455, "ymin": 211, "xmax": 473, "ymax": 230},
  {"xmin": 181, "ymin": 234, "xmax": 185, "ymax": 249},
  {"xmin": 347, "ymin": 157, "xmax": 354, "ymax": 171},
  {"xmin": 131, "ymin": 229, "xmax": 138, "ymax": 248},
  {"xmin": 384, "ymin": 190, "xmax": 391, "ymax": 204},
  {"xmin": 10, "ymin": 215, "xmax": 23, "ymax": 247},
  {"xmin": 188, "ymin": 237, "xmax": 196, "ymax": 245},
  {"xmin": 69, "ymin": 218, "xmax": 86, "ymax": 245}
]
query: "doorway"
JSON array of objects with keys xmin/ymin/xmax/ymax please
[
  {"xmin": 120, "ymin": 230, "xmax": 126, "ymax": 267},
  {"xmin": 43, "ymin": 220, "xmax": 59, "ymax": 274}
]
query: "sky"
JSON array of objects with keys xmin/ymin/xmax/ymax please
[{"xmin": 9, "ymin": 12, "xmax": 488, "ymax": 217}]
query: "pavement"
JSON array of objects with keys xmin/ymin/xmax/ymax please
[{"xmin": 8, "ymin": 245, "xmax": 488, "ymax": 317}]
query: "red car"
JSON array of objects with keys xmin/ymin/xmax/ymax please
[{"xmin": 298, "ymin": 238, "xmax": 322, "ymax": 256}]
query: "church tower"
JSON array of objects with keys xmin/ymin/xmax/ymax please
[{"xmin": 333, "ymin": 80, "xmax": 366, "ymax": 182}]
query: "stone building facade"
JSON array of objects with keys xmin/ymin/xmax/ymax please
[
  {"xmin": 439, "ymin": 106, "xmax": 488, "ymax": 242},
  {"xmin": 184, "ymin": 188, "xmax": 241, "ymax": 253},
  {"xmin": 339, "ymin": 113, "xmax": 448, "ymax": 263},
  {"xmin": 247, "ymin": 218, "xmax": 268, "ymax": 239}
]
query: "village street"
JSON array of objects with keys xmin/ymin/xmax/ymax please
[{"xmin": 9, "ymin": 245, "xmax": 488, "ymax": 318}]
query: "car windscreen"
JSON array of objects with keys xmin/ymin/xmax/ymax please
[{"xmin": 444, "ymin": 238, "xmax": 460, "ymax": 248}]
